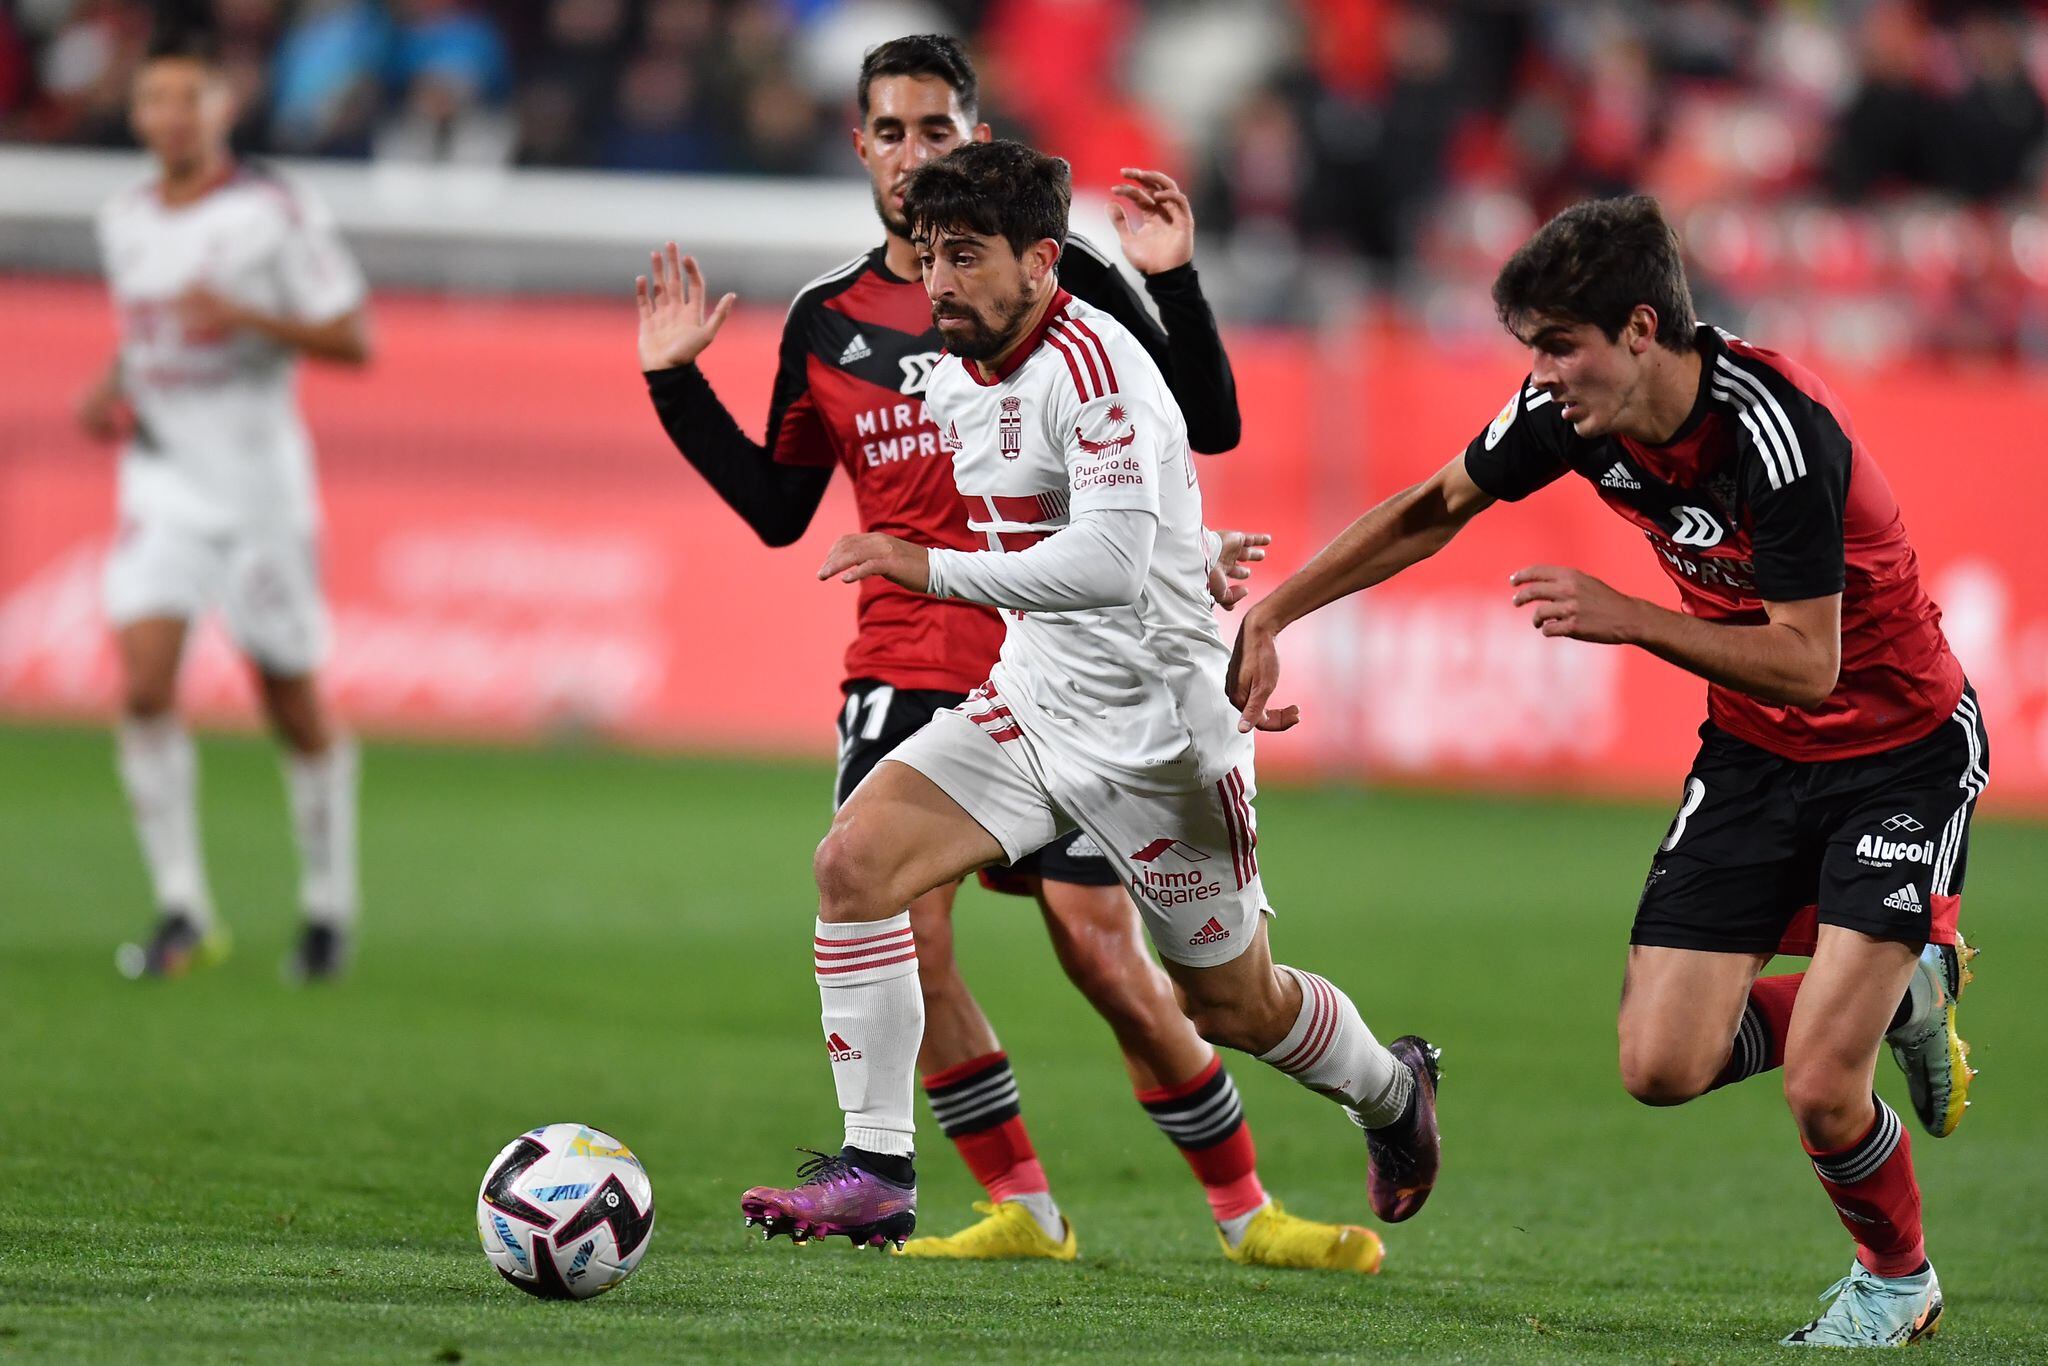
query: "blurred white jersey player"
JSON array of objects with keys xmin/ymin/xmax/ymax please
[
  {"xmin": 78, "ymin": 31, "xmax": 371, "ymax": 982},
  {"xmin": 739, "ymin": 141, "xmax": 1443, "ymax": 1250}
]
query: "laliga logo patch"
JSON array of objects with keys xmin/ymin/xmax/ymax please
[{"xmin": 1484, "ymin": 391, "xmax": 1518, "ymax": 450}]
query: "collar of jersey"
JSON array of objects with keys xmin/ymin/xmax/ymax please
[
  {"xmin": 964, "ymin": 287, "xmax": 1075, "ymax": 386},
  {"xmin": 1642, "ymin": 323, "xmax": 1723, "ymax": 449},
  {"xmin": 155, "ymin": 160, "xmax": 241, "ymax": 211}
]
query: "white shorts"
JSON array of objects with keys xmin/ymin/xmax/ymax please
[
  {"xmin": 102, "ymin": 520, "xmax": 329, "ymax": 677},
  {"xmin": 882, "ymin": 688, "xmax": 1270, "ymax": 968}
]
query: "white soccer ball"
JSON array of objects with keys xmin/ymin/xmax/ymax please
[{"xmin": 476, "ymin": 1123, "xmax": 655, "ymax": 1299}]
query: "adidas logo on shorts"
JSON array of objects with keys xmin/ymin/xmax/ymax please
[
  {"xmin": 1187, "ymin": 916, "xmax": 1231, "ymax": 947},
  {"xmin": 1882, "ymin": 885, "xmax": 1925, "ymax": 914}
]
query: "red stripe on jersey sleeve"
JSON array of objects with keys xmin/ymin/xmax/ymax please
[
  {"xmin": 1054, "ymin": 322, "xmax": 1106, "ymax": 397},
  {"xmin": 1063, "ymin": 318, "xmax": 1119, "ymax": 392},
  {"xmin": 1045, "ymin": 326, "xmax": 1095, "ymax": 401}
]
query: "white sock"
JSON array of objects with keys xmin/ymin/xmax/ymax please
[
  {"xmin": 1218, "ymin": 1200, "xmax": 1268, "ymax": 1249},
  {"xmin": 815, "ymin": 912, "xmax": 923, "ymax": 1160},
  {"xmin": 116, "ymin": 717, "xmax": 213, "ymax": 929},
  {"xmin": 283, "ymin": 736, "xmax": 359, "ymax": 927},
  {"xmin": 1009, "ymin": 1191, "xmax": 1065, "ymax": 1242},
  {"xmin": 1258, "ymin": 966, "xmax": 1414, "ymax": 1128}
]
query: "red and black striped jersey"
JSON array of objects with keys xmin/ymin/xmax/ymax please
[
  {"xmin": 648, "ymin": 237, "xmax": 1240, "ymax": 695},
  {"xmin": 1462, "ymin": 324, "xmax": 1964, "ymax": 762}
]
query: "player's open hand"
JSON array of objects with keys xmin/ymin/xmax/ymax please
[
  {"xmin": 1510, "ymin": 565, "xmax": 1643, "ymax": 644},
  {"xmin": 636, "ymin": 243, "xmax": 736, "ymax": 372},
  {"xmin": 819, "ymin": 532, "xmax": 931, "ymax": 593},
  {"xmin": 1209, "ymin": 529, "xmax": 1271, "ymax": 610},
  {"xmin": 1109, "ymin": 168, "xmax": 1195, "ymax": 276},
  {"xmin": 1226, "ymin": 609, "xmax": 1302, "ymax": 733}
]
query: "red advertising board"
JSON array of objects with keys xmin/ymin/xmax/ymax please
[{"xmin": 4, "ymin": 276, "xmax": 2044, "ymax": 810}]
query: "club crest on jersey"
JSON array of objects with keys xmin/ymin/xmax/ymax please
[{"xmin": 1000, "ymin": 396, "xmax": 1023, "ymax": 459}]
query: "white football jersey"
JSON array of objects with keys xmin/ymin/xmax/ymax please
[
  {"xmin": 925, "ymin": 290, "xmax": 1251, "ymax": 792},
  {"xmin": 96, "ymin": 164, "xmax": 366, "ymax": 533}
]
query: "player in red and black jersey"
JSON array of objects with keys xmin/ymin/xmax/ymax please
[
  {"xmin": 638, "ymin": 36, "xmax": 1382, "ymax": 1271},
  {"xmin": 1230, "ymin": 197, "xmax": 1982, "ymax": 1345}
]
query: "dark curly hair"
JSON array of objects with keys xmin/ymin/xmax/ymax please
[
  {"xmin": 1492, "ymin": 195, "xmax": 1698, "ymax": 351},
  {"xmin": 901, "ymin": 139, "xmax": 1070, "ymax": 259}
]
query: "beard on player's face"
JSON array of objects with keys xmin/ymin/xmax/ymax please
[
  {"xmin": 932, "ymin": 275, "xmax": 1036, "ymax": 360},
  {"xmin": 872, "ymin": 184, "xmax": 911, "ymax": 240}
]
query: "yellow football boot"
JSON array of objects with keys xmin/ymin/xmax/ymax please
[
  {"xmin": 116, "ymin": 913, "xmax": 232, "ymax": 980},
  {"xmin": 895, "ymin": 1200, "xmax": 1077, "ymax": 1261},
  {"xmin": 1887, "ymin": 936, "xmax": 1979, "ymax": 1138},
  {"xmin": 1220, "ymin": 1201, "xmax": 1385, "ymax": 1275}
]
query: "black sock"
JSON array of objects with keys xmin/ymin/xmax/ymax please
[
  {"xmin": 843, "ymin": 1146, "xmax": 915, "ymax": 1186},
  {"xmin": 1887, "ymin": 987, "xmax": 1915, "ymax": 1035}
]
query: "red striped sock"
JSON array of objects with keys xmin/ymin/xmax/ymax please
[
  {"xmin": 1806, "ymin": 1098, "xmax": 1927, "ymax": 1278},
  {"xmin": 922, "ymin": 1052, "xmax": 1049, "ymax": 1202},
  {"xmin": 1710, "ymin": 972, "xmax": 1802, "ymax": 1090},
  {"xmin": 1136, "ymin": 1056, "xmax": 1268, "ymax": 1222}
]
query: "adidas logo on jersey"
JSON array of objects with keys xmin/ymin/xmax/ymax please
[
  {"xmin": 1188, "ymin": 916, "xmax": 1232, "ymax": 947},
  {"xmin": 1600, "ymin": 461, "xmax": 1642, "ymax": 491},
  {"xmin": 838, "ymin": 333, "xmax": 872, "ymax": 365},
  {"xmin": 1882, "ymin": 885, "xmax": 1925, "ymax": 914},
  {"xmin": 825, "ymin": 1031, "xmax": 862, "ymax": 1061}
]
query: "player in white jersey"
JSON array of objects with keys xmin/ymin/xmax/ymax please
[
  {"xmin": 740, "ymin": 141, "xmax": 1444, "ymax": 1252},
  {"xmin": 76, "ymin": 32, "xmax": 370, "ymax": 983}
]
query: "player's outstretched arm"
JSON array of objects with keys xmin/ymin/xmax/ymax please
[
  {"xmin": 1064, "ymin": 169, "xmax": 1240, "ymax": 454},
  {"xmin": 878, "ymin": 509, "xmax": 1158, "ymax": 612},
  {"xmin": 636, "ymin": 243, "xmax": 832, "ymax": 547},
  {"xmin": 175, "ymin": 288, "xmax": 370, "ymax": 365},
  {"xmin": 1228, "ymin": 454, "xmax": 1493, "ymax": 732},
  {"xmin": 1510, "ymin": 570, "xmax": 1842, "ymax": 707}
]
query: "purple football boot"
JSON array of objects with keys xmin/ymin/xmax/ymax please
[
  {"xmin": 1363, "ymin": 1035, "xmax": 1442, "ymax": 1223},
  {"xmin": 741, "ymin": 1149, "xmax": 917, "ymax": 1251}
]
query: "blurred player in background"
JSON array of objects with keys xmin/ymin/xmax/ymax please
[
  {"xmin": 642, "ymin": 36, "xmax": 1385, "ymax": 1270},
  {"xmin": 736, "ymin": 139, "xmax": 1443, "ymax": 1256},
  {"xmin": 1231, "ymin": 196, "xmax": 1980, "ymax": 1348},
  {"xmin": 78, "ymin": 31, "xmax": 371, "ymax": 983}
]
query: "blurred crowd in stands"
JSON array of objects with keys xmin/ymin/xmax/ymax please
[{"xmin": 4, "ymin": 0, "xmax": 2046, "ymax": 360}]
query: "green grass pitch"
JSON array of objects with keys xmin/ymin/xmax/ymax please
[{"xmin": 0, "ymin": 723, "xmax": 2042, "ymax": 1363}]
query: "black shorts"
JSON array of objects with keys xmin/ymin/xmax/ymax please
[
  {"xmin": 1632, "ymin": 686, "xmax": 1988, "ymax": 956},
  {"xmin": 833, "ymin": 679, "xmax": 1121, "ymax": 891}
]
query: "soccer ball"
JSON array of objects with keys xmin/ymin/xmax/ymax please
[{"xmin": 476, "ymin": 1123, "xmax": 655, "ymax": 1299}]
